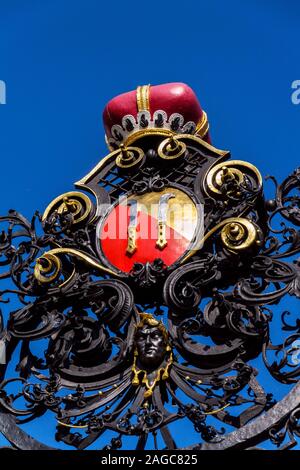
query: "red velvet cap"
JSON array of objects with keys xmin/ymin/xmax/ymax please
[{"xmin": 103, "ymin": 83, "xmax": 210, "ymax": 149}]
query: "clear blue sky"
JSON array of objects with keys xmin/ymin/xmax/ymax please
[{"xmin": 0, "ymin": 0, "xmax": 299, "ymax": 450}]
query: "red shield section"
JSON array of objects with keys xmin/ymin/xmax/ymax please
[{"xmin": 99, "ymin": 188, "xmax": 199, "ymax": 273}]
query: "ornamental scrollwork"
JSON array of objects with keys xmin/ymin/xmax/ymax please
[{"xmin": 0, "ymin": 128, "xmax": 299, "ymax": 451}]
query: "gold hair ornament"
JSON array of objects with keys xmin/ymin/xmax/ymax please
[{"xmin": 131, "ymin": 351, "xmax": 173, "ymax": 399}]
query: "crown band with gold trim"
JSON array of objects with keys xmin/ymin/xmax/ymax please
[{"xmin": 105, "ymin": 109, "xmax": 209, "ymax": 150}]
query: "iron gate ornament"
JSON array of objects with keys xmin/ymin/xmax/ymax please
[{"xmin": 0, "ymin": 82, "xmax": 300, "ymax": 450}]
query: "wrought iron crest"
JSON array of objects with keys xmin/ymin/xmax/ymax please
[{"xmin": 0, "ymin": 131, "xmax": 300, "ymax": 450}]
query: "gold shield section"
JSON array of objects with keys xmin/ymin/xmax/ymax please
[{"xmin": 123, "ymin": 187, "xmax": 199, "ymax": 242}]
